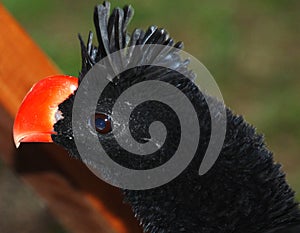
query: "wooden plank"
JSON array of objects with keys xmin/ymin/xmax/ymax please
[
  {"xmin": 0, "ymin": 4, "xmax": 142, "ymax": 233},
  {"xmin": 0, "ymin": 4, "xmax": 59, "ymax": 116}
]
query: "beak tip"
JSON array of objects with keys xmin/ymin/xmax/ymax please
[
  {"xmin": 13, "ymin": 133, "xmax": 22, "ymax": 148},
  {"xmin": 15, "ymin": 142, "xmax": 20, "ymax": 148}
]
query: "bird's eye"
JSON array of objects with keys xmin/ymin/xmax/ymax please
[{"xmin": 94, "ymin": 113, "xmax": 112, "ymax": 134}]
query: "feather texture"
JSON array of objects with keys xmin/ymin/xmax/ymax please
[{"xmin": 52, "ymin": 2, "xmax": 300, "ymax": 233}]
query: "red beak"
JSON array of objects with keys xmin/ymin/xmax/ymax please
[{"xmin": 13, "ymin": 75, "xmax": 78, "ymax": 147}]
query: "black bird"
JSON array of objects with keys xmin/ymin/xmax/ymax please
[{"xmin": 13, "ymin": 2, "xmax": 300, "ymax": 233}]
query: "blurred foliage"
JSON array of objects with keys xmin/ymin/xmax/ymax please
[{"xmin": 2, "ymin": 0, "xmax": 300, "ymax": 197}]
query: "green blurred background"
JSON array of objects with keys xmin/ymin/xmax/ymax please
[{"xmin": 2, "ymin": 0, "xmax": 300, "ymax": 209}]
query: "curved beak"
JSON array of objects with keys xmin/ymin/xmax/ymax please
[{"xmin": 13, "ymin": 75, "xmax": 78, "ymax": 147}]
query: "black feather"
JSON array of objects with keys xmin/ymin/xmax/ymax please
[{"xmin": 52, "ymin": 2, "xmax": 300, "ymax": 233}]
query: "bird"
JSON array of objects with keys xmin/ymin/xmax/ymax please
[{"xmin": 13, "ymin": 1, "xmax": 300, "ymax": 233}]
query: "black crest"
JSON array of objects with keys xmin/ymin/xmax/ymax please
[{"xmin": 78, "ymin": 1, "xmax": 194, "ymax": 82}]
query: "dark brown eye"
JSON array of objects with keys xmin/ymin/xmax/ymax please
[{"xmin": 94, "ymin": 113, "xmax": 112, "ymax": 134}]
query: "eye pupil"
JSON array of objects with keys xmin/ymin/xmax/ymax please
[
  {"xmin": 95, "ymin": 118, "xmax": 106, "ymax": 130},
  {"xmin": 94, "ymin": 113, "xmax": 112, "ymax": 134}
]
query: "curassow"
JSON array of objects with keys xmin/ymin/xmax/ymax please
[{"xmin": 13, "ymin": 2, "xmax": 300, "ymax": 233}]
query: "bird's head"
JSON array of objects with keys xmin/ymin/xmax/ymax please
[{"xmin": 13, "ymin": 1, "xmax": 199, "ymax": 169}]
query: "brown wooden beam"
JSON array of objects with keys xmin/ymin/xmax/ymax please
[{"xmin": 0, "ymin": 4, "xmax": 142, "ymax": 233}]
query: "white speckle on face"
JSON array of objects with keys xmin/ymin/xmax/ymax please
[
  {"xmin": 147, "ymin": 137, "xmax": 163, "ymax": 149},
  {"xmin": 124, "ymin": 101, "xmax": 133, "ymax": 106},
  {"xmin": 54, "ymin": 109, "xmax": 64, "ymax": 123},
  {"xmin": 70, "ymin": 84, "xmax": 78, "ymax": 92}
]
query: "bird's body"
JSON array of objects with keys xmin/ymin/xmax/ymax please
[{"xmin": 14, "ymin": 2, "xmax": 300, "ymax": 233}]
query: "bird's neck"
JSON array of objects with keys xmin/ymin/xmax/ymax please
[{"xmin": 123, "ymin": 110, "xmax": 300, "ymax": 233}]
